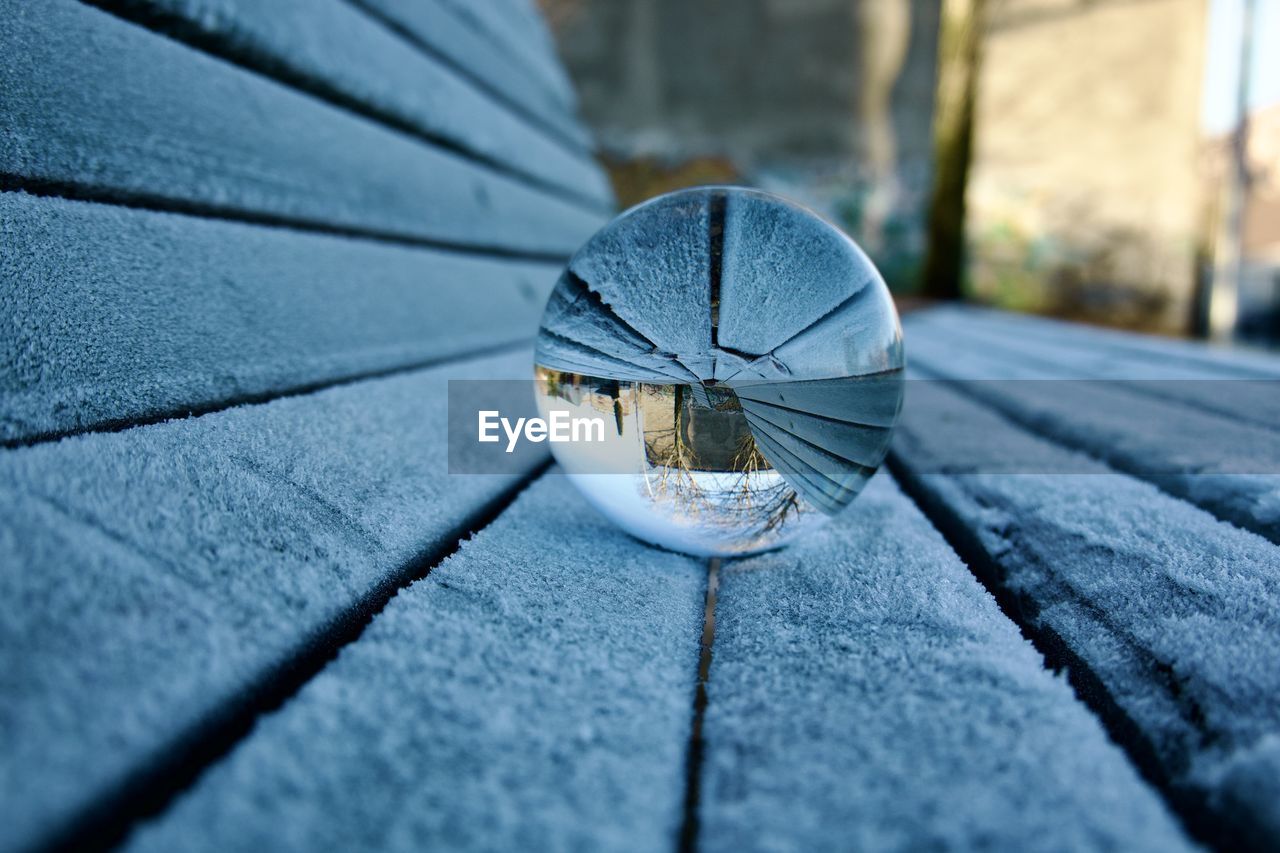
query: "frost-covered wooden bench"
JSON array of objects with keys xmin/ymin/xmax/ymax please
[{"xmin": 2, "ymin": 3, "xmax": 1279, "ymax": 852}]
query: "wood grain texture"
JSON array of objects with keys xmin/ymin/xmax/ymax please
[
  {"xmin": 0, "ymin": 350, "xmax": 541, "ymax": 852},
  {"xmin": 919, "ymin": 305, "xmax": 1280, "ymax": 379},
  {"xmin": 435, "ymin": 0, "xmax": 579, "ymax": 111},
  {"xmin": 88, "ymin": 0, "xmax": 612, "ymax": 208},
  {"xmin": 0, "ymin": 191, "xmax": 559, "ymax": 443},
  {"xmin": 904, "ymin": 314, "xmax": 1280, "ymax": 545},
  {"xmin": 0, "ymin": 0, "xmax": 606, "ymax": 256},
  {"xmin": 910, "ymin": 306, "xmax": 1280, "ymax": 429},
  {"xmin": 890, "ymin": 376, "xmax": 1280, "ymax": 849},
  {"xmin": 126, "ymin": 475, "xmax": 704, "ymax": 852},
  {"xmin": 352, "ymin": 0, "xmax": 592, "ymax": 152},
  {"xmin": 699, "ymin": 472, "xmax": 1193, "ymax": 852}
]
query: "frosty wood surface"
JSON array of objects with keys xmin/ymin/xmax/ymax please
[
  {"xmin": 904, "ymin": 317, "xmax": 1280, "ymax": 544},
  {"xmin": 718, "ymin": 190, "xmax": 878, "ymax": 356},
  {"xmin": 889, "ymin": 377, "xmax": 1280, "ymax": 849},
  {"xmin": 909, "ymin": 306, "xmax": 1280, "ymax": 431},
  {"xmin": 0, "ymin": 351, "xmax": 540, "ymax": 853},
  {"xmin": 352, "ymin": 0, "xmax": 591, "ymax": 152},
  {"xmin": 435, "ymin": 0, "xmax": 579, "ymax": 112},
  {"xmin": 89, "ymin": 0, "xmax": 611, "ymax": 208},
  {"xmin": 0, "ymin": 191, "xmax": 560, "ymax": 444},
  {"xmin": 921, "ymin": 305, "xmax": 1280, "ymax": 379},
  {"xmin": 0, "ymin": 0, "xmax": 605, "ymax": 257},
  {"xmin": 698, "ymin": 473, "xmax": 1192, "ymax": 851},
  {"xmin": 127, "ymin": 475, "xmax": 704, "ymax": 853},
  {"xmin": 566, "ymin": 192, "xmax": 713, "ymax": 372},
  {"xmin": 12, "ymin": 0, "xmax": 1276, "ymax": 843}
]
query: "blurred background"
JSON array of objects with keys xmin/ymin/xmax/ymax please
[{"xmin": 539, "ymin": 0, "xmax": 1279, "ymax": 344}]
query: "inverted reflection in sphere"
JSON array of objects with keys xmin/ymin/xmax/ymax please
[{"xmin": 534, "ymin": 187, "xmax": 904, "ymax": 556}]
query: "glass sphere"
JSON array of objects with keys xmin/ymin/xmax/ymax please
[{"xmin": 534, "ymin": 187, "xmax": 904, "ymax": 556}]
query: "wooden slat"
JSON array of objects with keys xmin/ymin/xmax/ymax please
[
  {"xmin": 889, "ymin": 378, "xmax": 1280, "ymax": 849},
  {"xmin": 910, "ymin": 307, "xmax": 1280, "ymax": 430},
  {"xmin": 698, "ymin": 472, "xmax": 1194, "ymax": 851},
  {"xmin": 718, "ymin": 188, "xmax": 878, "ymax": 357},
  {"xmin": 474, "ymin": 0, "xmax": 575, "ymax": 87},
  {"xmin": 352, "ymin": 0, "xmax": 592, "ymax": 151},
  {"xmin": 566, "ymin": 191, "xmax": 714, "ymax": 374},
  {"xmin": 90, "ymin": 0, "xmax": 612, "ymax": 208},
  {"xmin": 904, "ymin": 316, "xmax": 1280, "ymax": 544},
  {"xmin": 0, "ymin": 350, "xmax": 540, "ymax": 852},
  {"xmin": 435, "ymin": 0, "xmax": 579, "ymax": 111},
  {"xmin": 921, "ymin": 305, "xmax": 1280, "ymax": 378},
  {"xmin": 0, "ymin": 0, "xmax": 605, "ymax": 256},
  {"xmin": 485, "ymin": 0, "xmax": 554, "ymax": 36},
  {"xmin": 125, "ymin": 475, "xmax": 705, "ymax": 852},
  {"xmin": 0, "ymin": 191, "xmax": 559, "ymax": 444}
]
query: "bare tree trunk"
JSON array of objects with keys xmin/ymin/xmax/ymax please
[{"xmin": 921, "ymin": 0, "xmax": 985, "ymax": 301}]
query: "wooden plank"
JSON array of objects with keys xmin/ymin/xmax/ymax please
[
  {"xmin": 352, "ymin": 0, "xmax": 592, "ymax": 153},
  {"xmin": 565, "ymin": 191, "xmax": 713, "ymax": 375},
  {"xmin": 89, "ymin": 0, "xmax": 612, "ymax": 208},
  {"xmin": 718, "ymin": 188, "xmax": 878, "ymax": 356},
  {"xmin": 479, "ymin": 0, "xmax": 572, "ymax": 76},
  {"xmin": 733, "ymin": 375, "xmax": 904, "ymax": 427},
  {"xmin": 889, "ymin": 378, "xmax": 1280, "ymax": 849},
  {"xmin": 435, "ymin": 0, "xmax": 580, "ymax": 112},
  {"xmin": 0, "ymin": 191, "xmax": 559, "ymax": 444},
  {"xmin": 738, "ymin": 416, "xmax": 863, "ymax": 513},
  {"xmin": 0, "ymin": 350, "xmax": 541, "ymax": 852},
  {"xmin": 919, "ymin": 305, "xmax": 1280, "ymax": 378},
  {"xmin": 536, "ymin": 271, "xmax": 703, "ymax": 383},
  {"xmin": 698, "ymin": 472, "xmax": 1194, "ymax": 851},
  {"xmin": 739, "ymin": 398, "xmax": 893, "ymax": 465},
  {"xmin": 125, "ymin": 474, "xmax": 705, "ymax": 852},
  {"xmin": 909, "ymin": 307, "xmax": 1280, "ymax": 430},
  {"xmin": 0, "ymin": 0, "xmax": 605, "ymax": 256},
  {"xmin": 904, "ymin": 317, "xmax": 1280, "ymax": 544}
]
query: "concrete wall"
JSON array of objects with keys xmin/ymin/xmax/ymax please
[
  {"xmin": 965, "ymin": 0, "xmax": 1208, "ymax": 332},
  {"xmin": 542, "ymin": 0, "xmax": 942, "ymax": 290}
]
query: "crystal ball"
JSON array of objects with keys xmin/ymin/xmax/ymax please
[{"xmin": 534, "ymin": 187, "xmax": 904, "ymax": 556}]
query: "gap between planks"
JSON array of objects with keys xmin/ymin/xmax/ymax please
[
  {"xmin": 678, "ymin": 557, "xmax": 720, "ymax": 853},
  {"xmin": 46, "ymin": 458, "xmax": 554, "ymax": 853},
  {"xmin": 75, "ymin": 0, "xmax": 610, "ymax": 215},
  {"xmin": 0, "ymin": 337, "xmax": 535, "ymax": 451}
]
